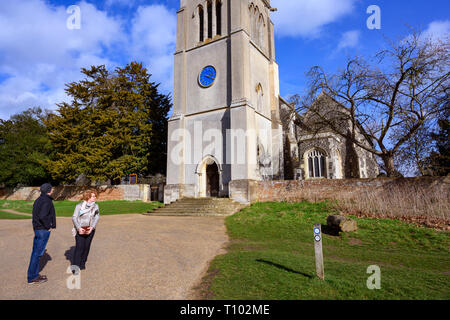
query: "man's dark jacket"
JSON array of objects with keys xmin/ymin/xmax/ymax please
[{"xmin": 32, "ymin": 193, "xmax": 56, "ymax": 230}]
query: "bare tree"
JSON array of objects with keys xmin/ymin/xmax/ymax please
[
  {"xmin": 394, "ymin": 123, "xmax": 434, "ymax": 176},
  {"xmin": 291, "ymin": 30, "xmax": 449, "ymax": 177}
]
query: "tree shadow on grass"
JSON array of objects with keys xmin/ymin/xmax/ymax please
[{"xmin": 256, "ymin": 259, "xmax": 313, "ymax": 278}]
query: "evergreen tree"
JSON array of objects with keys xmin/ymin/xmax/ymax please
[
  {"xmin": 425, "ymin": 117, "xmax": 450, "ymax": 176},
  {"xmin": 0, "ymin": 107, "xmax": 53, "ymax": 187},
  {"xmin": 44, "ymin": 62, "xmax": 171, "ymax": 184}
]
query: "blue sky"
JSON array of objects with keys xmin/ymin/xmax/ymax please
[{"xmin": 0, "ymin": 0, "xmax": 449, "ymax": 120}]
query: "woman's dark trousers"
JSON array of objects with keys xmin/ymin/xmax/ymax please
[{"xmin": 73, "ymin": 230, "xmax": 95, "ymax": 269}]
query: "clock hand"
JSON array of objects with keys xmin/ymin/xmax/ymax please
[{"xmin": 205, "ymin": 75, "xmax": 214, "ymax": 79}]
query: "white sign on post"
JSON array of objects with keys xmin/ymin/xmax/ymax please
[{"xmin": 313, "ymin": 224, "xmax": 324, "ymax": 280}]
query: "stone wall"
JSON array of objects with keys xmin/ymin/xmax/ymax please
[
  {"xmin": 0, "ymin": 184, "xmax": 164, "ymax": 202},
  {"xmin": 253, "ymin": 176, "xmax": 449, "ymax": 202},
  {"xmin": 228, "ymin": 175, "xmax": 449, "ymax": 217},
  {"xmin": 229, "ymin": 180, "xmax": 259, "ymax": 204}
]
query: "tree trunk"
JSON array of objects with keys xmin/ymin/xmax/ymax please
[{"xmin": 382, "ymin": 154, "xmax": 396, "ymax": 177}]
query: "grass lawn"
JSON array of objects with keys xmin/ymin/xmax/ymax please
[
  {"xmin": 200, "ymin": 201, "xmax": 450, "ymax": 300},
  {"xmin": 0, "ymin": 200, "xmax": 163, "ymax": 218}
]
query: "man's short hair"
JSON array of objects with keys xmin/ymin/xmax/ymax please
[{"xmin": 40, "ymin": 183, "xmax": 52, "ymax": 194}]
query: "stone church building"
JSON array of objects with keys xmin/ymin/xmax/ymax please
[
  {"xmin": 280, "ymin": 92, "xmax": 379, "ymax": 181},
  {"xmin": 165, "ymin": 0, "xmax": 378, "ymax": 204}
]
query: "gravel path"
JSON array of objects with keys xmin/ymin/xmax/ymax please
[
  {"xmin": 0, "ymin": 214, "xmax": 228, "ymax": 299},
  {"xmin": 1, "ymin": 209, "xmax": 32, "ymax": 216}
]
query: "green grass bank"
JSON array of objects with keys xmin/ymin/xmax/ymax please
[
  {"xmin": 0, "ymin": 200, "xmax": 163, "ymax": 218},
  {"xmin": 198, "ymin": 201, "xmax": 450, "ymax": 300}
]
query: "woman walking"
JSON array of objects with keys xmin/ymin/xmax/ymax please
[{"xmin": 72, "ymin": 190, "xmax": 100, "ymax": 272}]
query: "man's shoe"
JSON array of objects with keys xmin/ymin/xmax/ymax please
[{"xmin": 29, "ymin": 275, "xmax": 48, "ymax": 284}]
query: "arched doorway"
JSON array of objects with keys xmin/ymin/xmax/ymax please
[
  {"xmin": 196, "ymin": 155, "xmax": 222, "ymax": 198},
  {"xmin": 206, "ymin": 162, "xmax": 219, "ymax": 197}
]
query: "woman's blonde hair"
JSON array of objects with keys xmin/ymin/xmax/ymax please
[{"xmin": 82, "ymin": 189, "xmax": 99, "ymax": 201}]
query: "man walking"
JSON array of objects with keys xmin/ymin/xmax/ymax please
[{"xmin": 27, "ymin": 183, "xmax": 56, "ymax": 284}]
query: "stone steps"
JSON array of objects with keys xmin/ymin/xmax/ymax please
[{"xmin": 143, "ymin": 197, "xmax": 247, "ymax": 217}]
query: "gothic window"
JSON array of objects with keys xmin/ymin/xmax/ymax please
[
  {"xmin": 252, "ymin": 7, "xmax": 257, "ymax": 42},
  {"xmin": 249, "ymin": 4, "xmax": 257, "ymax": 44},
  {"xmin": 198, "ymin": 1, "xmax": 221, "ymax": 43},
  {"xmin": 216, "ymin": 0, "xmax": 222, "ymax": 35},
  {"xmin": 249, "ymin": 3, "xmax": 254, "ymax": 37},
  {"xmin": 207, "ymin": 1, "xmax": 212, "ymax": 39},
  {"xmin": 258, "ymin": 14, "xmax": 265, "ymax": 50},
  {"xmin": 199, "ymin": 5, "xmax": 204, "ymax": 42},
  {"xmin": 248, "ymin": 4, "xmax": 265, "ymax": 50},
  {"xmin": 256, "ymin": 83, "xmax": 264, "ymax": 113},
  {"xmin": 307, "ymin": 149, "xmax": 326, "ymax": 178}
]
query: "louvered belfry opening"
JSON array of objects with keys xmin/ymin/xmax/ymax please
[
  {"xmin": 198, "ymin": 1, "xmax": 222, "ymax": 42},
  {"xmin": 216, "ymin": 0, "xmax": 222, "ymax": 35},
  {"xmin": 199, "ymin": 5, "xmax": 204, "ymax": 42}
]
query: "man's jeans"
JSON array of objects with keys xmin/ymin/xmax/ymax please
[{"xmin": 27, "ymin": 229, "xmax": 50, "ymax": 282}]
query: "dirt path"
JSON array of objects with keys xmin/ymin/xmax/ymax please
[
  {"xmin": 0, "ymin": 214, "xmax": 228, "ymax": 299},
  {"xmin": 1, "ymin": 209, "xmax": 32, "ymax": 216}
]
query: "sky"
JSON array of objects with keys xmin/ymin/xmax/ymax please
[{"xmin": 0, "ymin": 0, "xmax": 449, "ymax": 120}]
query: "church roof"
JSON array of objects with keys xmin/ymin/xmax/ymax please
[{"xmin": 281, "ymin": 91, "xmax": 375, "ymax": 148}]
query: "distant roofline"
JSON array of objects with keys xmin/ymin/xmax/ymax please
[
  {"xmin": 314, "ymin": 91, "xmax": 376, "ymax": 148},
  {"xmin": 279, "ymin": 95, "xmax": 303, "ymax": 121},
  {"xmin": 279, "ymin": 95, "xmax": 293, "ymax": 108},
  {"xmin": 282, "ymin": 91, "xmax": 375, "ymax": 148}
]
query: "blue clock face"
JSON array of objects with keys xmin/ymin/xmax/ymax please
[{"xmin": 199, "ymin": 66, "xmax": 216, "ymax": 88}]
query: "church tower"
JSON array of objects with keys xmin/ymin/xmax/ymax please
[{"xmin": 165, "ymin": 0, "xmax": 284, "ymax": 204}]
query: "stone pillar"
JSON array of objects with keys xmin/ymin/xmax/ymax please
[
  {"xmin": 212, "ymin": 0, "xmax": 217, "ymax": 38},
  {"xmin": 143, "ymin": 184, "xmax": 150, "ymax": 202},
  {"xmin": 204, "ymin": 1, "xmax": 209, "ymax": 39}
]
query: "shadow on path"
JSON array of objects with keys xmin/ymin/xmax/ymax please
[
  {"xmin": 64, "ymin": 246, "xmax": 76, "ymax": 265},
  {"xmin": 39, "ymin": 250, "xmax": 52, "ymax": 272}
]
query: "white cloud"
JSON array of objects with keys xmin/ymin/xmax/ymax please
[
  {"xmin": 105, "ymin": 0, "xmax": 141, "ymax": 8},
  {"xmin": 271, "ymin": 0, "xmax": 357, "ymax": 38},
  {"xmin": 401, "ymin": 20, "xmax": 450, "ymax": 51},
  {"xmin": 337, "ymin": 30, "xmax": 360, "ymax": 50},
  {"xmin": 0, "ymin": 0, "xmax": 177, "ymax": 120},
  {"xmin": 129, "ymin": 4, "xmax": 177, "ymax": 93},
  {"xmin": 421, "ymin": 20, "xmax": 450, "ymax": 43},
  {"xmin": 0, "ymin": 0, "xmax": 126, "ymax": 119}
]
